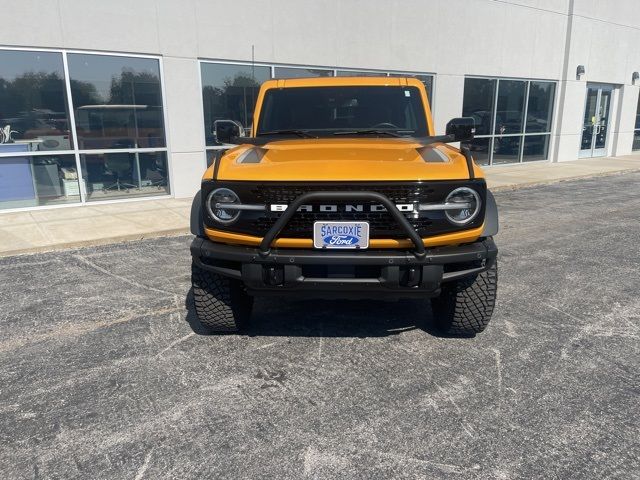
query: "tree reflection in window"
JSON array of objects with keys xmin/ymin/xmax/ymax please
[
  {"xmin": 201, "ymin": 64, "xmax": 271, "ymax": 146},
  {"xmin": 0, "ymin": 50, "xmax": 72, "ymax": 150},
  {"xmin": 67, "ymin": 54, "xmax": 165, "ymax": 150}
]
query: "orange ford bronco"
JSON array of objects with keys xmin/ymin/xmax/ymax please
[{"xmin": 190, "ymin": 77, "xmax": 498, "ymax": 335}]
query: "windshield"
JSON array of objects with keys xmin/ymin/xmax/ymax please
[{"xmin": 256, "ymin": 86, "xmax": 428, "ymax": 137}]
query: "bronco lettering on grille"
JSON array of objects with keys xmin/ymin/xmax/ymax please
[{"xmin": 270, "ymin": 203, "xmax": 415, "ymax": 212}]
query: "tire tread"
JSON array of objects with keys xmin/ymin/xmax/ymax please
[
  {"xmin": 432, "ymin": 260, "xmax": 498, "ymax": 336},
  {"xmin": 191, "ymin": 263, "xmax": 252, "ymax": 332}
]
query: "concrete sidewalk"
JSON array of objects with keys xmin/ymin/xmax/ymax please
[
  {"xmin": 0, "ymin": 154, "xmax": 638, "ymax": 257},
  {"xmin": 485, "ymin": 154, "xmax": 640, "ymax": 189}
]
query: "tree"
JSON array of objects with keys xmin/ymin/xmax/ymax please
[{"xmin": 107, "ymin": 71, "xmax": 162, "ymax": 107}]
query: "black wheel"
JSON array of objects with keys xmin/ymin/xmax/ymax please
[
  {"xmin": 191, "ymin": 262, "xmax": 253, "ymax": 332},
  {"xmin": 431, "ymin": 260, "xmax": 498, "ymax": 336}
]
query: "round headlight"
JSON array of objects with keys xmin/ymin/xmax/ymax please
[
  {"xmin": 445, "ymin": 187, "xmax": 481, "ymax": 225},
  {"xmin": 206, "ymin": 188, "xmax": 241, "ymax": 224}
]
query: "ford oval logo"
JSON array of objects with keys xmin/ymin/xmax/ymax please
[{"xmin": 323, "ymin": 234, "xmax": 359, "ymax": 246}]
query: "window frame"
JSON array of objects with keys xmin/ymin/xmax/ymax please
[
  {"xmin": 198, "ymin": 59, "xmax": 435, "ymax": 162},
  {"xmin": 463, "ymin": 75, "xmax": 557, "ymax": 166},
  {"xmin": 0, "ymin": 46, "xmax": 172, "ymax": 212}
]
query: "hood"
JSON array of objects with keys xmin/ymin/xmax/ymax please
[{"xmin": 207, "ymin": 138, "xmax": 483, "ymax": 182}]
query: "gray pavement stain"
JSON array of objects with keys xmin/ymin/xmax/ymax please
[{"xmin": 0, "ymin": 172, "xmax": 639, "ymax": 479}]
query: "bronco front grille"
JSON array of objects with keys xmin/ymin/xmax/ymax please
[
  {"xmin": 255, "ymin": 211, "xmax": 434, "ymax": 239},
  {"xmin": 249, "ymin": 184, "xmax": 437, "ymax": 205},
  {"xmin": 202, "ymin": 180, "xmax": 487, "ymax": 240}
]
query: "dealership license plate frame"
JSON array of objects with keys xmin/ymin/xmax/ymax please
[{"xmin": 313, "ymin": 221, "xmax": 370, "ymax": 250}]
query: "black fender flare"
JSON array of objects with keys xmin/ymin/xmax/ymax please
[
  {"xmin": 190, "ymin": 190, "xmax": 205, "ymax": 237},
  {"xmin": 482, "ymin": 189, "xmax": 499, "ymax": 237}
]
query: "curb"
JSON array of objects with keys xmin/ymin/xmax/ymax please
[{"xmin": 488, "ymin": 167, "xmax": 640, "ymax": 192}]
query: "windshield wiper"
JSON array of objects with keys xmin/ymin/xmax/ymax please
[
  {"xmin": 332, "ymin": 129, "xmax": 411, "ymax": 137},
  {"xmin": 257, "ymin": 129, "xmax": 317, "ymax": 138}
]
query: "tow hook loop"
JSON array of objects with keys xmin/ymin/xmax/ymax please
[
  {"xmin": 406, "ymin": 267, "xmax": 420, "ymax": 288},
  {"xmin": 266, "ymin": 266, "xmax": 284, "ymax": 286}
]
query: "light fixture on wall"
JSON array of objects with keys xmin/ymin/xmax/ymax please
[
  {"xmin": 576, "ymin": 65, "xmax": 585, "ymax": 80},
  {"xmin": 632, "ymin": 71, "xmax": 639, "ymax": 85}
]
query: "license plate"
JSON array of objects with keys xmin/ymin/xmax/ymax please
[{"xmin": 313, "ymin": 221, "xmax": 369, "ymax": 249}]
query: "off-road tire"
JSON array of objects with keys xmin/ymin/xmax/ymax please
[
  {"xmin": 191, "ymin": 262, "xmax": 253, "ymax": 332},
  {"xmin": 431, "ymin": 260, "xmax": 498, "ymax": 336}
]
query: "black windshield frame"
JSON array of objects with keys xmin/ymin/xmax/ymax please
[{"xmin": 256, "ymin": 85, "xmax": 428, "ymax": 137}]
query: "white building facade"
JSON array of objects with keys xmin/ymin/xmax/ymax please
[{"xmin": 1, "ymin": 0, "xmax": 639, "ymax": 211}]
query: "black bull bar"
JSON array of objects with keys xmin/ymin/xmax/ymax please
[{"xmin": 258, "ymin": 191, "xmax": 427, "ymax": 258}]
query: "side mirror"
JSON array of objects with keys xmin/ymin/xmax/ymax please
[
  {"xmin": 446, "ymin": 117, "xmax": 476, "ymax": 142},
  {"xmin": 213, "ymin": 119, "xmax": 243, "ymax": 144}
]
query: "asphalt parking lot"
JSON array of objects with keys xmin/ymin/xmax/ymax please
[{"xmin": 1, "ymin": 172, "xmax": 639, "ymax": 479}]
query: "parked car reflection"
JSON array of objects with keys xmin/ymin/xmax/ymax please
[
  {"xmin": 74, "ymin": 104, "xmax": 165, "ymax": 150},
  {"xmin": 1, "ymin": 109, "xmax": 72, "ymax": 150}
]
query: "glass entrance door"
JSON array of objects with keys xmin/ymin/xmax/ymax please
[{"xmin": 580, "ymin": 84, "xmax": 613, "ymax": 158}]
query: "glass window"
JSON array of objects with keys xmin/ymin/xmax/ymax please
[
  {"xmin": 523, "ymin": 134, "xmax": 550, "ymax": 162},
  {"xmin": 493, "ymin": 136, "xmax": 521, "ymax": 164},
  {"xmin": 80, "ymin": 151, "xmax": 168, "ymax": 201},
  {"xmin": 273, "ymin": 67, "xmax": 333, "ymax": 78},
  {"xmin": 336, "ymin": 70, "xmax": 385, "ymax": 77},
  {"xmin": 200, "ymin": 63, "xmax": 271, "ymax": 146},
  {"xmin": 526, "ymin": 82, "xmax": 555, "ymax": 133},
  {"xmin": 257, "ymin": 86, "xmax": 428, "ymax": 137},
  {"xmin": 632, "ymin": 130, "xmax": 640, "ymax": 150},
  {"xmin": 634, "ymin": 131, "xmax": 640, "ymax": 151},
  {"xmin": 389, "ymin": 73, "xmax": 434, "ymax": 105},
  {"xmin": 633, "ymin": 94, "xmax": 640, "ymax": 151},
  {"xmin": 0, "ymin": 50, "xmax": 73, "ymax": 151},
  {"xmin": 462, "ymin": 138, "xmax": 491, "ymax": 166},
  {"xmin": 462, "ymin": 77, "xmax": 555, "ymax": 164},
  {"xmin": 495, "ymin": 80, "xmax": 526, "ymax": 135},
  {"xmin": 0, "ymin": 153, "xmax": 80, "ymax": 209},
  {"xmin": 67, "ymin": 54, "xmax": 166, "ymax": 150},
  {"xmin": 0, "ymin": 49, "xmax": 169, "ymax": 210},
  {"xmin": 462, "ymin": 78, "xmax": 496, "ymax": 136}
]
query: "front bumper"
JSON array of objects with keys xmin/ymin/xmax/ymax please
[{"xmin": 191, "ymin": 236, "xmax": 498, "ymax": 298}]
